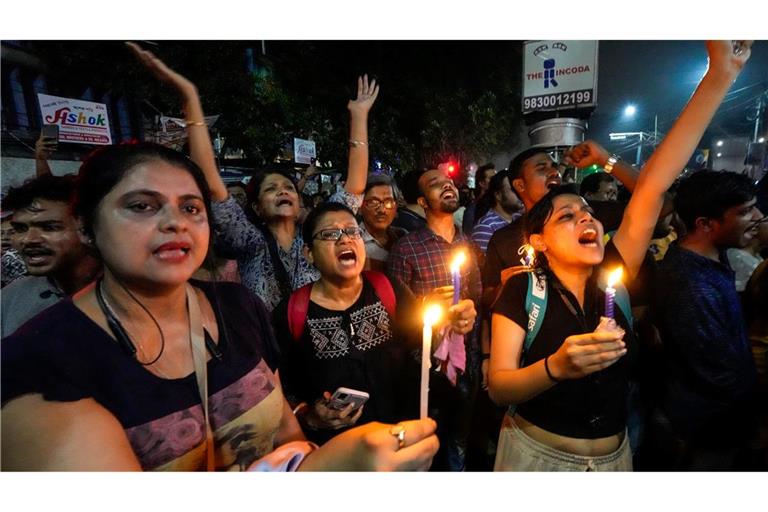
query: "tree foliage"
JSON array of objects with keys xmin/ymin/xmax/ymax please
[{"xmin": 26, "ymin": 41, "xmax": 527, "ymax": 175}]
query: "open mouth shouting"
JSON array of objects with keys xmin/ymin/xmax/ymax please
[
  {"xmin": 337, "ymin": 248, "xmax": 359, "ymax": 268},
  {"xmin": 276, "ymin": 197, "xmax": 294, "ymax": 208},
  {"xmin": 440, "ymin": 189, "xmax": 457, "ymax": 201},
  {"xmin": 21, "ymin": 246, "xmax": 55, "ymax": 266},
  {"xmin": 154, "ymin": 241, "xmax": 192, "ymax": 263},
  {"xmin": 577, "ymin": 228, "xmax": 600, "ymax": 248},
  {"xmin": 546, "ymin": 175, "xmax": 562, "ymax": 189}
]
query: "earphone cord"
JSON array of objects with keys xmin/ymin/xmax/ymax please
[{"xmin": 98, "ymin": 277, "xmax": 167, "ymax": 366}]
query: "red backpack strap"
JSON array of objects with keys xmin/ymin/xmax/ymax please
[
  {"xmin": 287, "ymin": 283, "xmax": 313, "ymax": 342},
  {"xmin": 362, "ymin": 270, "xmax": 397, "ymax": 320}
]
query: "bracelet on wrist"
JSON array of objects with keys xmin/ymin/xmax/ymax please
[
  {"xmin": 349, "ymin": 139, "xmax": 368, "ymax": 148},
  {"xmin": 544, "ymin": 356, "xmax": 560, "ymax": 383},
  {"xmin": 185, "ymin": 120, "xmax": 207, "ymax": 127}
]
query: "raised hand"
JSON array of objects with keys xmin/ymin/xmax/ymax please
[
  {"xmin": 126, "ymin": 42, "xmax": 197, "ymax": 96},
  {"xmin": 347, "ymin": 74, "xmax": 380, "ymax": 116},
  {"xmin": 35, "ymin": 134, "xmax": 57, "ymax": 160},
  {"xmin": 706, "ymin": 40, "xmax": 753, "ymax": 81},
  {"xmin": 563, "ymin": 140, "xmax": 611, "ymax": 169}
]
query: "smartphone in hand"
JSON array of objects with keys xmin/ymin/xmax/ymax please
[
  {"xmin": 41, "ymin": 124, "xmax": 59, "ymax": 142},
  {"xmin": 328, "ymin": 387, "xmax": 369, "ymax": 411}
]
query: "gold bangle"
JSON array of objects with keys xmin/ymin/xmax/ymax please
[
  {"xmin": 185, "ymin": 120, "xmax": 207, "ymax": 127},
  {"xmin": 349, "ymin": 139, "xmax": 368, "ymax": 148}
]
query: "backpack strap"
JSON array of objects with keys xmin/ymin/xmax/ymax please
[
  {"xmin": 522, "ymin": 271, "xmax": 548, "ymax": 366},
  {"xmin": 508, "ymin": 272, "xmax": 548, "ymax": 417},
  {"xmin": 287, "ymin": 283, "xmax": 313, "ymax": 342},
  {"xmin": 287, "ymin": 272, "xmax": 397, "ymax": 343},
  {"xmin": 362, "ymin": 270, "xmax": 397, "ymax": 321}
]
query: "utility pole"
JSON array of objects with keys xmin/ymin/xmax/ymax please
[{"xmin": 753, "ymin": 93, "xmax": 764, "ymax": 143}]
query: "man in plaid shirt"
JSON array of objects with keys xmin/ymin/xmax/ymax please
[{"xmin": 387, "ymin": 168, "xmax": 480, "ymax": 471}]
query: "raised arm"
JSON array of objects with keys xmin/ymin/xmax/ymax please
[
  {"xmin": 34, "ymin": 133, "xmax": 55, "ymax": 177},
  {"xmin": 126, "ymin": 42, "xmax": 228, "ymax": 202},
  {"xmin": 563, "ymin": 140, "xmax": 640, "ymax": 192},
  {"xmin": 344, "ymin": 74, "xmax": 379, "ymax": 195},
  {"xmin": 613, "ymin": 40, "xmax": 752, "ymax": 278}
]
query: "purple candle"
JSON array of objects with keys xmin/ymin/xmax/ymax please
[
  {"xmin": 450, "ymin": 251, "xmax": 466, "ymax": 305},
  {"xmin": 604, "ymin": 267, "xmax": 623, "ymax": 318}
]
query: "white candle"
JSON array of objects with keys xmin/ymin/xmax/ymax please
[{"xmin": 421, "ymin": 304, "xmax": 443, "ymax": 419}]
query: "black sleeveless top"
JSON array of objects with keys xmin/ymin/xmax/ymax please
[{"xmin": 492, "ymin": 241, "xmax": 637, "ymax": 438}]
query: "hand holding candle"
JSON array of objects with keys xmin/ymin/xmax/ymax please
[
  {"xmin": 450, "ymin": 251, "xmax": 467, "ymax": 305},
  {"xmin": 604, "ymin": 267, "xmax": 623, "ymax": 319},
  {"xmin": 421, "ymin": 304, "xmax": 443, "ymax": 419}
]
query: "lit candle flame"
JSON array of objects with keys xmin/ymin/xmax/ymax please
[
  {"xmin": 450, "ymin": 251, "xmax": 467, "ymax": 273},
  {"xmin": 423, "ymin": 304, "xmax": 443, "ymax": 328},
  {"xmin": 526, "ymin": 246, "xmax": 535, "ymax": 265},
  {"xmin": 607, "ymin": 267, "xmax": 623, "ymax": 288}
]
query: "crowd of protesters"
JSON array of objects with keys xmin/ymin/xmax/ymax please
[{"xmin": 1, "ymin": 40, "xmax": 766, "ymax": 472}]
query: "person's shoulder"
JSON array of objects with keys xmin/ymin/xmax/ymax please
[
  {"xmin": 4, "ymin": 298, "xmax": 84, "ymax": 344},
  {"xmin": 2, "ymin": 275, "xmax": 46, "ymax": 296},
  {"xmin": 391, "ymin": 228, "xmax": 426, "ymax": 251},
  {"xmin": 193, "ymin": 279, "xmax": 270, "ymax": 313},
  {"xmin": 497, "ymin": 270, "xmax": 532, "ymax": 301}
]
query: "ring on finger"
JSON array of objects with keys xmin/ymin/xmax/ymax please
[{"xmin": 389, "ymin": 424, "xmax": 406, "ymax": 450}]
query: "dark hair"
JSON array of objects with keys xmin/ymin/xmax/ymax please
[
  {"xmin": 674, "ymin": 171, "xmax": 757, "ymax": 231},
  {"xmin": 485, "ymin": 170, "xmax": 510, "ymax": 208},
  {"xmin": 74, "ymin": 142, "xmax": 214, "ymax": 244},
  {"xmin": 524, "ymin": 184, "xmax": 581, "ymax": 239},
  {"xmin": 523, "ymin": 184, "xmax": 580, "ymax": 273},
  {"xmin": 302, "ymin": 202, "xmax": 356, "ymax": 248},
  {"xmin": 399, "ymin": 170, "xmax": 424, "ymax": 204},
  {"xmin": 245, "ymin": 168, "xmax": 298, "ymax": 215},
  {"xmin": 4, "ymin": 174, "xmax": 78, "ymax": 212},
  {"xmin": 476, "ymin": 163, "xmax": 496, "ymax": 184},
  {"xmin": 508, "ymin": 148, "xmax": 549, "ymax": 182},
  {"xmin": 365, "ymin": 174, "xmax": 395, "ymax": 196},
  {"xmin": 580, "ymin": 172, "xmax": 615, "ymax": 196}
]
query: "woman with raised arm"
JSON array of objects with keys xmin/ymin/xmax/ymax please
[
  {"xmin": 127, "ymin": 42, "xmax": 379, "ymax": 311},
  {"xmin": 488, "ymin": 41, "xmax": 753, "ymax": 471},
  {"xmin": 0, "ymin": 141, "xmax": 438, "ymax": 471}
]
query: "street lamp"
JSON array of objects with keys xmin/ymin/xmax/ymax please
[{"xmin": 623, "ymin": 104, "xmax": 637, "ymax": 118}]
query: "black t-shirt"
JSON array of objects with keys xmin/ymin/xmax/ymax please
[
  {"xmin": 589, "ymin": 200, "xmax": 627, "ymax": 234},
  {"xmin": 274, "ymin": 278, "xmax": 413, "ymax": 444},
  {"xmin": 483, "ymin": 216, "xmax": 525, "ymax": 292},
  {"xmin": 1, "ymin": 281, "xmax": 285, "ymax": 471},
  {"xmin": 492, "ymin": 241, "xmax": 637, "ymax": 439}
]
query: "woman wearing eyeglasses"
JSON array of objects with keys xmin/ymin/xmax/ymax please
[{"xmin": 274, "ymin": 202, "xmax": 414, "ymax": 444}]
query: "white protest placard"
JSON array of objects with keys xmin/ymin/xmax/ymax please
[
  {"xmin": 37, "ymin": 93, "xmax": 112, "ymax": 145},
  {"xmin": 522, "ymin": 41, "xmax": 599, "ymax": 114},
  {"xmin": 294, "ymin": 137, "xmax": 316, "ymax": 165}
]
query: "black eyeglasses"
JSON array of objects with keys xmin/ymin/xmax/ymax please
[
  {"xmin": 364, "ymin": 198, "xmax": 397, "ymax": 210},
  {"xmin": 312, "ymin": 226, "xmax": 363, "ymax": 241}
]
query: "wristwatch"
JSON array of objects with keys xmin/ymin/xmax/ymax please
[{"xmin": 604, "ymin": 154, "xmax": 620, "ymax": 174}]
